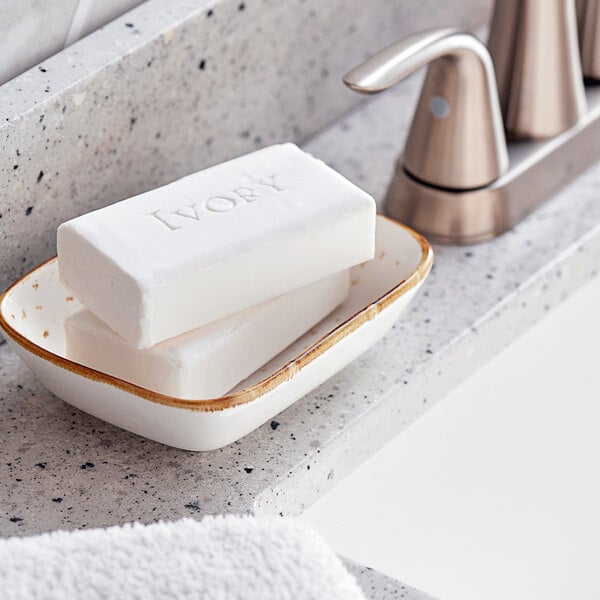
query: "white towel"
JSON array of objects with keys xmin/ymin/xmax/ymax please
[{"xmin": 0, "ymin": 515, "xmax": 366, "ymax": 600}]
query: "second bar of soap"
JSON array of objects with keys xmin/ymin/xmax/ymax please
[
  {"xmin": 65, "ymin": 271, "xmax": 349, "ymax": 399},
  {"xmin": 58, "ymin": 143, "xmax": 376, "ymax": 348}
]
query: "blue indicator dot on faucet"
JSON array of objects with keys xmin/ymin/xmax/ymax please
[{"xmin": 429, "ymin": 95, "xmax": 450, "ymax": 118}]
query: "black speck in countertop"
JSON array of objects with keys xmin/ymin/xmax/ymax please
[
  {"xmin": 25, "ymin": 206, "xmax": 33, "ymax": 216},
  {"xmin": 9, "ymin": 517, "xmax": 23, "ymax": 523},
  {"xmin": 244, "ymin": 467, "xmax": 253, "ymax": 473},
  {"xmin": 80, "ymin": 462, "xmax": 95, "ymax": 469},
  {"xmin": 125, "ymin": 22, "xmax": 134, "ymax": 28},
  {"xmin": 184, "ymin": 502, "xmax": 201, "ymax": 511},
  {"xmin": 464, "ymin": 251, "xmax": 474, "ymax": 258},
  {"xmin": 207, "ymin": 9, "xmax": 213, "ymax": 17},
  {"xmin": 129, "ymin": 117, "xmax": 137, "ymax": 131},
  {"xmin": 36, "ymin": 170, "xmax": 44, "ymax": 183},
  {"xmin": 270, "ymin": 420, "xmax": 280, "ymax": 430},
  {"xmin": 38, "ymin": 66, "xmax": 47, "ymax": 73},
  {"xmin": 238, "ymin": 2, "xmax": 245, "ymax": 10},
  {"xmin": 52, "ymin": 497, "xmax": 63, "ymax": 503},
  {"xmin": 35, "ymin": 462, "xmax": 46, "ymax": 469},
  {"xmin": 13, "ymin": 164, "xmax": 18, "ymax": 170},
  {"xmin": 198, "ymin": 59, "xmax": 206, "ymax": 71}
]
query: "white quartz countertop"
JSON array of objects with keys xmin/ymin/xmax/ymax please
[{"xmin": 1, "ymin": 72, "xmax": 599, "ymax": 596}]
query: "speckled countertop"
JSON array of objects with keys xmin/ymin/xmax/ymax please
[
  {"xmin": 1, "ymin": 61, "xmax": 600, "ymax": 595},
  {"xmin": 344, "ymin": 560, "xmax": 435, "ymax": 600}
]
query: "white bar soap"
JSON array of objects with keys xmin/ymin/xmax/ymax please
[
  {"xmin": 57, "ymin": 143, "xmax": 375, "ymax": 348},
  {"xmin": 64, "ymin": 271, "xmax": 349, "ymax": 399}
]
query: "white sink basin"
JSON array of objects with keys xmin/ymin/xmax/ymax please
[{"xmin": 301, "ymin": 274, "xmax": 600, "ymax": 600}]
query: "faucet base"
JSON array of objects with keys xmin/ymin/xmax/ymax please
[{"xmin": 386, "ymin": 86, "xmax": 600, "ymax": 244}]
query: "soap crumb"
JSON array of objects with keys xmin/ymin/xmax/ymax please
[
  {"xmin": 21, "ymin": 309, "xmax": 26, "ymax": 319},
  {"xmin": 351, "ymin": 277, "xmax": 360, "ymax": 286},
  {"xmin": 378, "ymin": 250, "xmax": 385, "ymax": 259},
  {"xmin": 35, "ymin": 305, "xmax": 43, "ymax": 310},
  {"xmin": 32, "ymin": 281, "xmax": 39, "ymax": 289},
  {"xmin": 162, "ymin": 28, "xmax": 175, "ymax": 45},
  {"xmin": 43, "ymin": 330, "xmax": 49, "ymax": 338},
  {"xmin": 66, "ymin": 296, "xmax": 74, "ymax": 302}
]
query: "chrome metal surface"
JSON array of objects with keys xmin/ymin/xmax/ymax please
[
  {"xmin": 344, "ymin": 29, "xmax": 508, "ymax": 190},
  {"xmin": 385, "ymin": 86, "xmax": 600, "ymax": 243},
  {"xmin": 488, "ymin": 0, "xmax": 586, "ymax": 139},
  {"xmin": 578, "ymin": 0, "xmax": 600, "ymax": 79}
]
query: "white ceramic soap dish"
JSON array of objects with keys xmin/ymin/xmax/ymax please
[{"xmin": 0, "ymin": 216, "xmax": 432, "ymax": 451}]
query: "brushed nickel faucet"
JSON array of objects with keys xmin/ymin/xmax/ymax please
[
  {"xmin": 489, "ymin": 0, "xmax": 586, "ymax": 139},
  {"xmin": 344, "ymin": 0, "xmax": 600, "ymax": 244},
  {"xmin": 578, "ymin": 0, "xmax": 600, "ymax": 78}
]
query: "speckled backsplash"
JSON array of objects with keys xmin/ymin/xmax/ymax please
[{"xmin": 0, "ymin": 0, "xmax": 491, "ymax": 295}]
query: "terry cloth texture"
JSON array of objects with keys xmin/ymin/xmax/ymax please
[{"xmin": 0, "ymin": 515, "xmax": 366, "ymax": 600}]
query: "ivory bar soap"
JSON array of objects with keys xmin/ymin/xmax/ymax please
[
  {"xmin": 65, "ymin": 271, "xmax": 349, "ymax": 399},
  {"xmin": 57, "ymin": 143, "xmax": 375, "ymax": 348}
]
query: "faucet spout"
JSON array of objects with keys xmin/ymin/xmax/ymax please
[{"xmin": 488, "ymin": 0, "xmax": 586, "ymax": 139}]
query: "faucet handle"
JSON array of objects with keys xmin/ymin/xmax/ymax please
[
  {"xmin": 488, "ymin": 0, "xmax": 586, "ymax": 139},
  {"xmin": 344, "ymin": 29, "xmax": 508, "ymax": 190},
  {"xmin": 577, "ymin": 0, "xmax": 600, "ymax": 79}
]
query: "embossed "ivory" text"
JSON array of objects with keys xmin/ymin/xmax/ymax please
[{"xmin": 147, "ymin": 175, "xmax": 287, "ymax": 231}]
